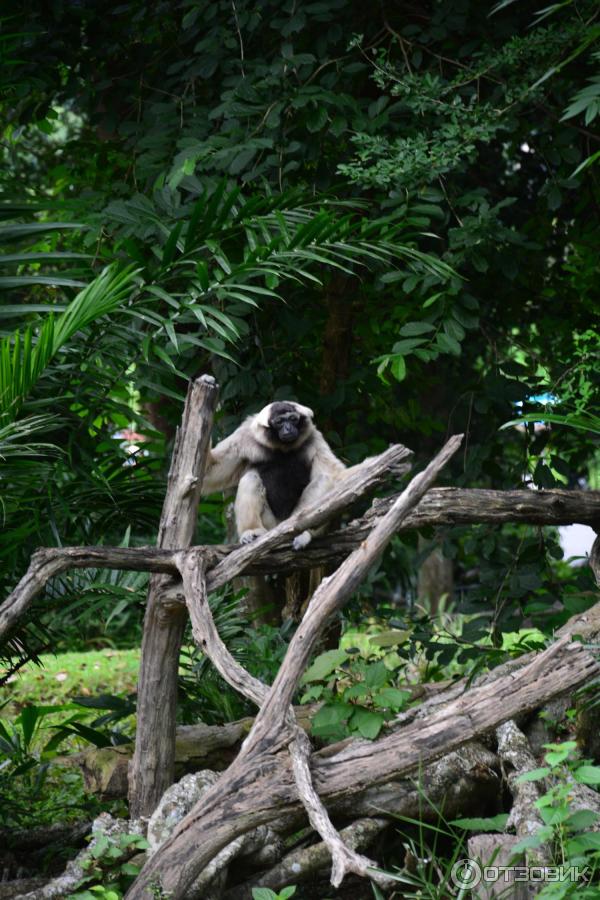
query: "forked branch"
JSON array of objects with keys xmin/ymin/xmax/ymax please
[{"xmin": 127, "ymin": 434, "xmax": 463, "ymax": 898}]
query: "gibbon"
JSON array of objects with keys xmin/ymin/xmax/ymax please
[{"xmin": 201, "ymin": 401, "xmax": 347, "ymax": 547}]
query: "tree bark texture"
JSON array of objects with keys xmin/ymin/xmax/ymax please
[
  {"xmin": 126, "ymin": 636, "xmax": 597, "ymax": 899},
  {"xmin": 128, "ymin": 436, "xmax": 465, "ymax": 895},
  {"xmin": 128, "ymin": 375, "xmax": 218, "ymax": 819},
  {"xmin": 3, "ymin": 487, "xmax": 600, "ymax": 638}
]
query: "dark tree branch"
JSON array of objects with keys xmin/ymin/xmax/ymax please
[
  {"xmin": 127, "ymin": 435, "xmax": 463, "ymax": 897},
  {"xmin": 3, "ymin": 487, "xmax": 599, "ymax": 638}
]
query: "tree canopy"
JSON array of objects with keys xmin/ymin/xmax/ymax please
[{"xmin": 1, "ymin": 0, "xmax": 599, "ymax": 654}]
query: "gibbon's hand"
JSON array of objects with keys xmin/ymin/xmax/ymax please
[{"xmin": 292, "ymin": 530, "xmax": 313, "ymax": 551}]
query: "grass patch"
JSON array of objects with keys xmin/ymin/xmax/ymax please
[{"xmin": 1, "ymin": 648, "xmax": 140, "ymax": 714}]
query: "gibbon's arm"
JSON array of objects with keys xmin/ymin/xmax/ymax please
[
  {"xmin": 201, "ymin": 423, "xmax": 251, "ymax": 494},
  {"xmin": 309, "ymin": 429, "xmax": 347, "ymax": 477}
]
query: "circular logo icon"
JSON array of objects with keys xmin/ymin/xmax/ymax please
[{"xmin": 450, "ymin": 858, "xmax": 482, "ymax": 890}]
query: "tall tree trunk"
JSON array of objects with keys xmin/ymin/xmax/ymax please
[{"xmin": 128, "ymin": 376, "xmax": 218, "ymax": 818}]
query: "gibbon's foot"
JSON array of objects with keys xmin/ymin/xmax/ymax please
[
  {"xmin": 292, "ymin": 530, "xmax": 313, "ymax": 551},
  {"xmin": 240, "ymin": 528, "xmax": 267, "ymax": 544}
]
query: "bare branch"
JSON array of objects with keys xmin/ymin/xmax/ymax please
[
  {"xmin": 125, "ymin": 635, "xmax": 598, "ymax": 899},
  {"xmin": 176, "ymin": 548, "xmax": 268, "ymax": 708},
  {"xmin": 246, "ymin": 434, "xmax": 463, "ymax": 744},
  {"xmin": 3, "ymin": 486, "xmax": 599, "ymax": 638},
  {"xmin": 289, "ymin": 730, "xmax": 395, "ymax": 889}
]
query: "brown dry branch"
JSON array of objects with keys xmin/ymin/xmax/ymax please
[
  {"xmin": 203, "ymin": 441, "xmax": 413, "ymax": 590},
  {"xmin": 0, "ymin": 447, "xmax": 412, "ymax": 641},
  {"xmin": 127, "ymin": 435, "xmax": 463, "ymax": 897},
  {"xmin": 3, "ymin": 487, "xmax": 600, "ymax": 641},
  {"xmin": 126, "ymin": 637, "xmax": 597, "ymax": 898}
]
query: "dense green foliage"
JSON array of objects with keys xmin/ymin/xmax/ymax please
[{"xmin": 1, "ymin": 0, "xmax": 599, "ymax": 665}]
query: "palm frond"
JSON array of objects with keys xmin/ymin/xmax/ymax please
[
  {"xmin": 0, "ymin": 264, "xmax": 139, "ymax": 425},
  {"xmin": 109, "ymin": 185, "xmax": 455, "ymax": 365},
  {"xmin": 0, "ymin": 415, "xmax": 60, "ymax": 459}
]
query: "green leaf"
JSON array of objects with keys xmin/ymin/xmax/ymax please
[
  {"xmin": 152, "ymin": 344, "xmax": 177, "ymax": 371},
  {"xmin": 0, "ymin": 276, "xmax": 86, "ymax": 288},
  {"xmin": 543, "ymin": 741, "xmax": 576, "ymax": 766},
  {"xmin": 568, "ymin": 832, "xmax": 600, "ymax": 850},
  {"xmin": 444, "ymin": 318, "xmax": 465, "ymax": 341},
  {"xmin": 350, "ymin": 707, "xmax": 384, "ymax": 739},
  {"xmin": 391, "ymin": 338, "xmax": 426, "ymax": 355},
  {"xmin": 574, "ymin": 764, "xmax": 600, "ymax": 785},
  {"xmin": 251, "ymin": 888, "xmax": 278, "ymax": 900},
  {"xmin": 301, "ymin": 649, "xmax": 347, "ymax": 683},
  {"xmin": 306, "ymin": 105, "xmax": 328, "ymax": 132},
  {"xmin": 372, "ymin": 688, "xmax": 411, "ymax": 710},
  {"xmin": 501, "ymin": 412, "xmax": 600, "ymax": 436},
  {"xmin": 516, "ymin": 767, "xmax": 551, "ymax": 783},
  {"xmin": 399, "ymin": 322, "xmax": 435, "ymax": 336},
  {"xmin": 161, "ymin": 222, "xmax": 183, "ymax": 266},
  {"xmin": 364, "ymin": 660, "xmax": 389, "ymax": 689},
  {"xmin": 390, "ymin": 356, "xmax": 406, "ymax": 382},
  {"xmin": 451, "ymin": 813, "xmax": 509, "ymax": 832},
  {"xmin": 436, "ymin": 332, "xmax": 461, "ymax": 356},
  {"xmin": 18, "ymin": 705, "xmax": 39, "ymax": 747},
  {"xmin": 566, "ymin": 809, "xmax": 600, "ymax": 830},
  {"xmin": 369, "ymin": 630, "xmax": 411, "ymax": 648},
  {"xmin": 90, "ymin": 835, "xmax": 110, "ymax": 858}
]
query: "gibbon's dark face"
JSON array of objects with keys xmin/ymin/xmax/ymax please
[{"xmin": 267, "ymin": 402, "xmax": 306, "ymax": 446}]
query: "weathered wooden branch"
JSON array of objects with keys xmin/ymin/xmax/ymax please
[
  {"xmin": 19, "ymin": 741, "xmax": 500, "ymax": 900},
  {"xmin": 225, "ymin": 816, "xmax": 389, "ymax": 900},
  {"xmin": 245, "ymin": 435, "xmax": 465, "ymax": 754},
  {"xmin": 3, "ymin": 487, "xmax": 599, "ymax": 640},
  {"xmin": 204, "ymin": 441, "xmax": 413, "ymax": 590},
  {"xmin": 126, "ymin": 634, "xmax": 598, "ymax": 899},
  {"xmin": 496, "ymin": 720, "xmax": 549, "ymax": 863},
  {"xmin": 127, "ymin": 436, "xmax": 463, "ymax": 897},
  {"xmin": 129, "ymin": 374, "xmax": 219, "ymax": 819},
  {"xmin": 0, "ymin": 446, "xmax": 411, "ymax": 639}
]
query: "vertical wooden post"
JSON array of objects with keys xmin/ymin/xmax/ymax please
[{"xmin": 129, "ymin": 375, "xmax": 218, "ymax": 818}]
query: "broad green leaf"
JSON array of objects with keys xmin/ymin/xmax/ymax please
[
  {"xmin": 372, "ymin": 688, "xmax": 411, "ymax": 710},
  {"xmin": 451, "ymin": 813, "xmax": 509, "ymax": 832},
  {"xmin": 515, "ymin": 767, "xmax": 551, "ymax": 782},
  {"xmin": 399, "ymin": 322, "xmax": 436, "ymax": 336},
  {"xmin": 574, "ymin": 764, "xmax": 600, "ymax": 785},
  {"xmin": 350, "ymin": 707, "xmax": 384, "ymax": 739},
  {"xmin": 390, "ymin": 356, "xmax": 406, "ymax": 381},
  {"xmin": 301, "ymin": 649, "xmax": 347, "ymax": 683}
]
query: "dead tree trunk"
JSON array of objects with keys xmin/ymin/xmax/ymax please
[
  {"xmin": 128, "ymin": 375, "xmax": 218, "ymax": 818},
  {"xmin": 126, "ymin": 635, "xmax": 597, "ymax": 898}
]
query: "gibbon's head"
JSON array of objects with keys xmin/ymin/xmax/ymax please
[{"xmin": 256, "ymin": 401, "xmax": 314, "ymax": 449}]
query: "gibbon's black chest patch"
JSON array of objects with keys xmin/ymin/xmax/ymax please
[{"xmin": 255, "ymin": 448, "xmax": 312, "ymax": 520}]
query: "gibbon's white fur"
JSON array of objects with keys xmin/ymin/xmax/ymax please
[{"xmin": 202, "ymin": 401, "xmax": 347, "ymax": 547}]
